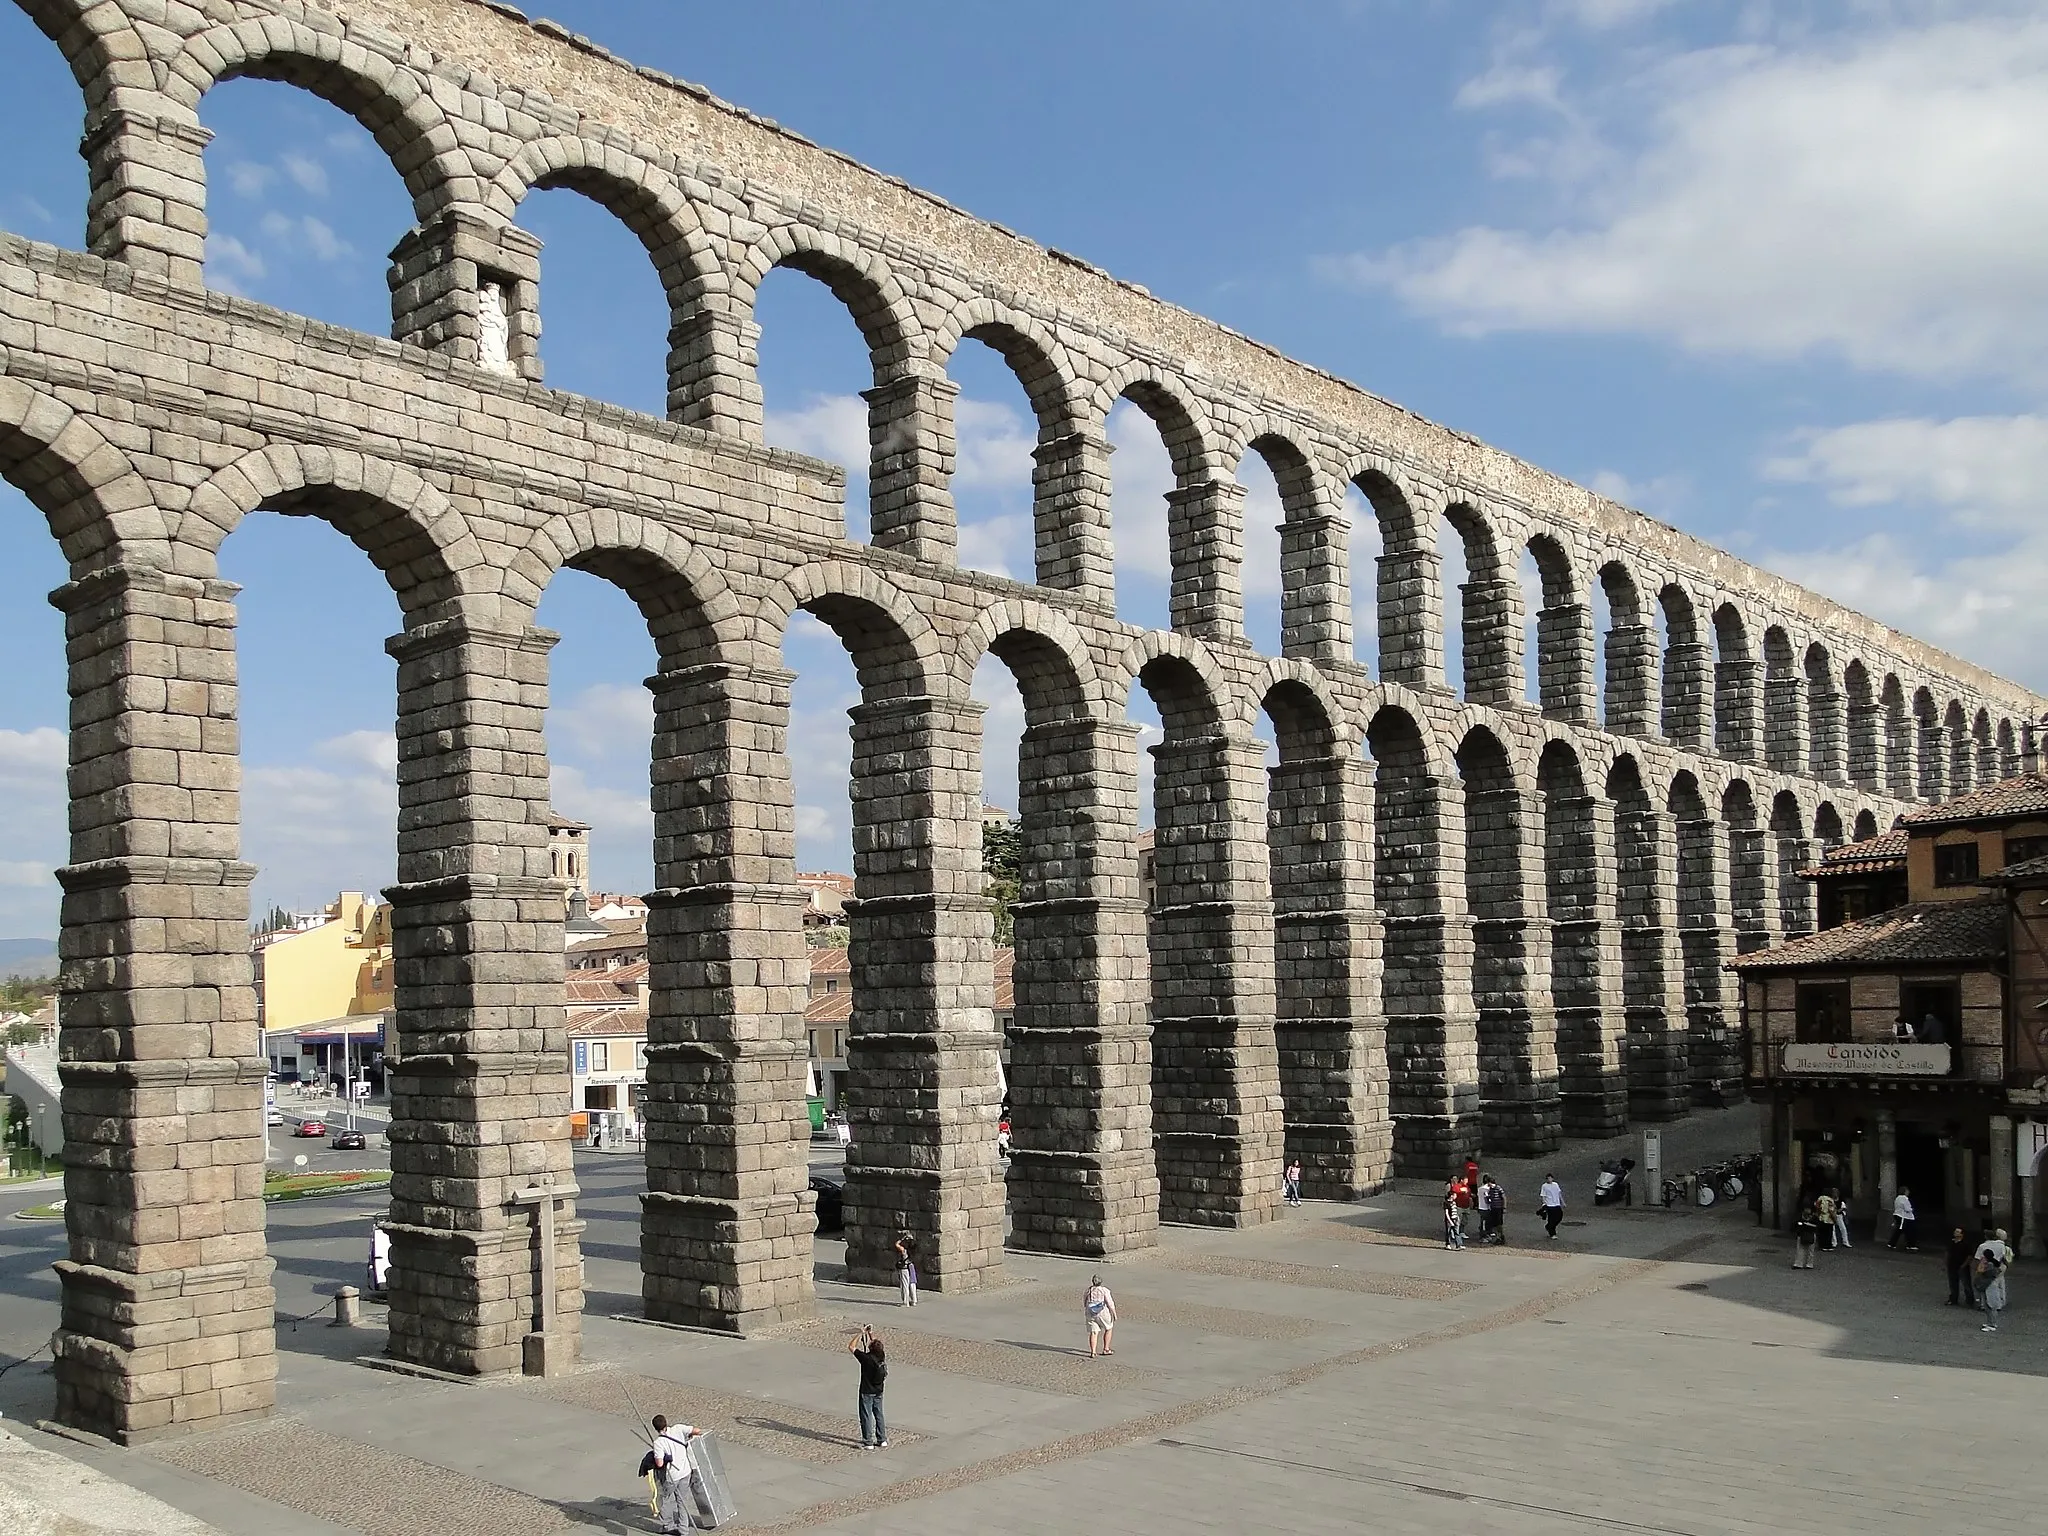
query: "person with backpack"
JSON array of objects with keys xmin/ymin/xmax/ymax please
[
  {"xmin": 642, "ymin": 1415, "xmax": 707, "ymax": 1533},
  {"xmin": 894, "ymin": 1231, "xmax": 919, "ymax": 1307},
  {"xmin": 1478, "ymin": 1176, "xmax": 1506, "ymax": 1245},
  {"xmin": 1443, "ymin": 1181, "xmax": 1466, "ymax": 1250},
  {"xmin": 1975, "ymin": 1229, "xmax": 2015, "ymax": 1333},
  {"xmin": 850, "ymin": 1326, "xmax": 889, "ymax": 1447},
  {"xmin": 1083, "ymin": 1274, "xmax": 1118, "ymax": 1357}
]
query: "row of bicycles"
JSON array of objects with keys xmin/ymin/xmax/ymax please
[{"xmin": 1661, "ymin": 1152, "xmax": 1763, "ymax": 1208}]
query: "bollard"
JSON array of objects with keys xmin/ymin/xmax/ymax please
[{"xmin": 332, "ymin": 1286, "xmax": 361, "ymax": 1328}]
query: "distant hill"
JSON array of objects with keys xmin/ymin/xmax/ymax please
[{"xmin": 0, "ymin": 938, "xmax": 58, "ymax": 979}]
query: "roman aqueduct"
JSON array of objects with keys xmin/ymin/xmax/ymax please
[{"xmin": 6, "ymin": 0, "xmax": 2042, "ymax": 1441}]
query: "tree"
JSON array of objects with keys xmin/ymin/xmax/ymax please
[
  {"xmin": 982, "ymin": 819, "xmax": 1022, "ymax": 947},
  {"xmin": 806, "ymin": 925, "xmax": 849, "ymax": 949}
]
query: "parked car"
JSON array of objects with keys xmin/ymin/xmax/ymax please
[
  {"xmin": 265, "ymin": 1107, "xmax": 284, "ymax": 1127},
  {"xmin": 292, "ymin": 1119, "xmax": 326, "ymax": 1137},
  {"xmin": 330, "ymin": 1128, "xmax": 367, "ymax": 1151},
  {"xmin": 810, "ymin": 1174, "xmax": 844, "ymax": 1234}
]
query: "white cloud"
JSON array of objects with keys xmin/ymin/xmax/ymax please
[
  {"xmin": 207, "ymin": 233, "xmax": 267, "ymax": 289},
  {"xmin": 1586, "ymin": 467, "xmax": 1692, "ymax": 519},
  {"xmin": 0, "ymin": 861, "xmax": 52, "ymax": 889},
  {"xmin": 1758, "ymin": 411, "xmax": 2048, "ymax": 685},
  {"xmin": 0, "ymin": 728, "xmax": 65, "ymax": 930},
  {"xmin": 1338, "ymin": 11, "xmax": 2048, "ymax": 382},
  {"xmin": 281, "ymin": 152, "xmax": 330, "ymax": 197},
  {"xmin": 952, "ymin": 396, "xmax": 1036, "ymax": 491},
  {"xmin": 226, "ymin": 162, "xmax": 274, "ymax": 198},
  {"xmin": 258, "ymin": 211, "xmax": 353, "ymax": 263},
  {"xmin": 764, "ymin": 393, "xmax": 870, "ymax": 478},
  {"xmin": 243, "ymin": 730, "xmax": 398, "ymax": 909},
  {"xmin": 551, "ymin": 682, "xmax": 654, "ymax": 754}
]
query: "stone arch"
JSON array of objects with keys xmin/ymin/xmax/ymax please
[
  {"xmin": 1657, "ymin": 582, "xmax": 1709, "ymax": 749},
  {"xmin": 1814, "ymin": 800, "xmax": 1845, "ymax": 849},
  {"xmin": 1370, "ymin": 702, "xmax": 1478, "ymax": 1171},
  {"xmin": 1804, "ymin": 642, "xmax": 1845, "ymax": 783},
  {"xmin": 1853, "ymin": 807, "xmax": 1880, "ymax": 841},
  {"xmin": 511, "ymin": 506, "xmax": 748, "ymax": 673},
  {"xmin": 15, "ymin": 0, "xmax": 154, "ymax": 111},
  {"xmin": 1844, "ymin": 659, "xmax": 1879, "ymax": 789},
  {"xmin": 1880, "ymin": 674, "xmax": 1913, "ymax": 799},
  {"xmin": 1998, "ymin": 717, "xmax": 2020, "ymax": 778},
  {"xmin": 1443, "ymin": 502, "xmax": 1520, "ymax": 706},
  {"xmin": 1605, "ymin": 752, "xmax": 1685, "ymax": 1118},
  {"xmin": 1973, "ymin": 706, "xmax": 1998, "ymax": 785},
  {"xmin": 1457, "ymin": 723, "xmax": 1556, "ymax": 1152},
  {"xmin": 734, "ymin": 221, "xmax": 923, "ymax": 382},
  {"xmin": 931, "ymin": 299, "xmax": 1088, "ymax": 431},
  {"xmin": 1669, "ymin": 768, "xmax": 1735, "ymax": 1094},
  {"xmin": 1913, "ymin": 685, "xmax": 1946, "ymax": 801},
  {"xmin": 485, "ymin": 138, "xmax": 734, "ymax": 425},
  {"xmin": 1253, "ymin": 657, "xmax": 1349, "ymax": 760},
  {"xmin": 1526, "ymin": 532, "xmax": 1592, "ymax": 722},
  {"xmin": 1346, "ymin": 458, "xmax": 1437, "ymax": 689},
  {"xmin": 167, "ymin": 16, "xmax": 474, "ymax": 221},
  {"xmin": 180, "ymin": 445, "xmax": 487, "ymax": 619},
  {"xmin": 1770, "ymin": 789, "xmax": 1814, "ymax": 938},
  {"xmin": 1721, "ymin": 779, "xmax": 1769, "ymax": 956},
  {"xmin": 1112, "ymin": 628, "xmax": 1239, "ymax": 735},
  {"xmin": 1093, "ymin": 362, "xmax": 1220, "ymax": 482},
  {"xmin": 1535, "ymin": 736, "xmax": 1623, "ymax": 1136},
  {"xmin": 1239, "ymin": 428, "xmax": 1345, "ymax": 658},
  {"xmin": 1945, "ymin": 698, "xmax": 1972, "ymax": 794},
  {"xmin": 756, "ymin": 559, "xmax": 947, "ymax": 699},
  {"xmin": 951, "ymin": 597, "xmax": 1107, "ymax": 724},
  {"xmin": 1712, "ymin": 602, "xmax": 1760, "ymax": 763},
  {"xmin": 1599, "ymin": 559, "xmax": 1655, "ymax": 737},
  {"xmin": 0, "ymin": 376, "xmax": 171, "ymax": 565}
]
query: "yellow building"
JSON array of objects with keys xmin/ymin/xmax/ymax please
[{"xmin": 256, "ymin": 892, "xmax": 394, "ymax": 1031}]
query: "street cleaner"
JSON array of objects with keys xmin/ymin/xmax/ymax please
[{"xmin": 639, "ymin": 1414, "xmax": 737, "ymax": 1531}]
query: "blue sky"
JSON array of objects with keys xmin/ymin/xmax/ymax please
[{"xmin": 1, "ymin": 0, "xmax": 2045, "ymax": 937}]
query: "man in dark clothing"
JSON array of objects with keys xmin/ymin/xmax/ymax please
[
  {"xmin": 850, "ymin": 1326, "xmax": 888, "ymax": 1448},
  {"xmin": 1946, "ymin": 1227, "xmax": 1979, "ymax": 1308}
]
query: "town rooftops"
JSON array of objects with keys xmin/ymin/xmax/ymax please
[
  {"xmin": 1985, "ymin": 852, "xmax": 2048, "ymax": 886},
  {"xmin": 1728, "ymin": 895, "xmax": 2007, "ymax": 974},
  {"xmin": 543, "ymin": 808, "xmax": 593, "ymax": 831},
  {"xmin": 1900, "ymin": 772, "xmax": 2048, "ymax": 830},
  {"xmin": 1798, "ymin": 827, "xmax": 1908, "ymax": 879},
  {"xmin": 569, "ymin": 1007, "xmax": 646, "ymax": 1038}
]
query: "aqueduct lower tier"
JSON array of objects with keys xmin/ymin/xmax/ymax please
[{"xmin": 6, "ymin": 0, "xmax": 2041, "ymax": 1443}]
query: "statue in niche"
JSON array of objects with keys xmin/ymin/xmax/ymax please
[{"xmin": 477, "ymin": 280, "xmax": 513, "ymax": 374}]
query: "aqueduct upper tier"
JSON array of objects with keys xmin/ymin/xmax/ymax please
[{"xmin": 8, "ymin": 0, "xmax": 2042, "ymax": 1443}]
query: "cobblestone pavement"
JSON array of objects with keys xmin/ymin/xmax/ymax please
[{"xmin": 8, "ymin": 1108, "xmax": 2048, "ymax": 1534}]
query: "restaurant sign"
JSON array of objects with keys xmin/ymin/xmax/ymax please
[{"xmin": 1780, "ymin": 1042, "xmax": 1950, "ymax": 1076}]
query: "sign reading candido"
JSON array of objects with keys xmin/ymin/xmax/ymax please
[{"xmin": 1780, "ymin": 1042, "xmax": 1950, "ymax": 1075}]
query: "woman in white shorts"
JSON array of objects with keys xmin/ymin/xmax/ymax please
[{"xmin": 1083, "ymin": 1275, "xmax": 1117, "ymax": 1357}]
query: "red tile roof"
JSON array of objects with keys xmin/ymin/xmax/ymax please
[
  {"xmin": 1902, "ymin": 773, "xmax": 2048, "ymax": 829},
  {"xmin": 1729, "ymin": 896, "xmax": 2006, "ymax": 973},
  {"xmin": 1800, "ymin": 828, "xmax": 1908, "ymax": 878},
  {"xmin": 568, "ymin": 1007, "xmax": 646, "ymax": 1038}
]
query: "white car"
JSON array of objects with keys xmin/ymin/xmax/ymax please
[{"xmin": 265, "ymin": 1107, "xmax": 284, "ymax": 1127}]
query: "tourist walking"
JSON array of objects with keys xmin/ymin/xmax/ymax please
[
  {"xmin": 1831, "ymin": 1187, "xmax": 1851, "ymax": 1249},
  {"xmin": 643, "ymin": 1414, "xmax": 706, "ymax": 1534},
  {"xmin": 1443, "ymin": 1182, "xmax": 1466, "ymax": 1249},
  {"xmin": 1283, "ymin": 1157, "xmax": 1303, "ymax": 1207},
  {"xmin": 1946, "ymin": 1226, "xmax": 1979, "ymax": 1308},
  {"xmin": 894, "ymin": 1232, "xmax": 919, "ymax": 1306},
  {"xmin": 1976, "ymin": 1229, "xmax": 2014, "ymax": 1333},
  {"xmin": 1539, "ymin": 1174, "xmax": 1564, "ymax": 1239},
  {"xmin": 1792, "ymin": 1202, "xmax": 1821, "ymax": 1269},
  {"xmin": 367, "ymin": 1222, "xmax": 391, "ymax": 1300},
  {"xmin": 1887, "ymin": 1187, "xmax": 1918, "ymax": 1251},
  {"xmin": 1084, "ymin": 1274, "xmax": 1117, "ymax": 1357},
  {"xmin": 1478, "ymin": 1175, "xmax": 1506, "ymax": 1245},
  {"xmin": 850, "ymin": 1326, "xmax": 889, "ymax": 1447}
]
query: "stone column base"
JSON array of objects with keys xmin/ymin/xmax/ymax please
[
  {"xmin": 1480, "ymin": 1090, "xmax": 1565, "ymax": 1157},
  {"xmin": 641, "ymin": 1188, "xmax": 818, "ymax": 1334},
  {"xmin": 1391, "ymin": 1109, "xmax": 1485, "ymax": 1179},
  {"xmin": 1560, "ymin": 1080, "xmax": 1630, "ymax": 1140},
  {"xmin": 1287, "ymin": 1118, "xmax": 1395, "ymax": 1200},
  {"xmin": 385, "ymin": 1217, "xmax": 585, "ymax": 1379},
  {"xmin": 1007, "ymin": 1148, "xmax": 1160, "ymax": 1256},
  {"xmin": 52, "ymin": 1257, "xmax": 276, "ymax": 1445},
  {"xmin": 844, "ymin": 1165, "xmax": 1005, "ymax": 1293}
]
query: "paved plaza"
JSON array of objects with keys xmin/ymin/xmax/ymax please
[{"xmin": 1, "ymin": 1106, "xmax": 2041, "ymax": 1534}]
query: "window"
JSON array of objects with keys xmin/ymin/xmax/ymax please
[
  {"xmin": 1795, "ymin": 983, "xmax": 1851, "ymax": 1043},
  {"xmin": 826, "ymin": 978, "xmax": 840, "ymax": 994},
  {"xmin": 1934, "ymin": 842, "xmax": 1980, "ymax": 887},
  {"xmin": 634, "ymin": 1041, "xmax": 648, "ymax": 1070},
  {"xmin": 2005, "ymin": 834, "xmax": 2048, "ymax": 867},
  {"xmin": 590, "ymin": 1041, "xmax": 609, "ymax": 1073}
]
